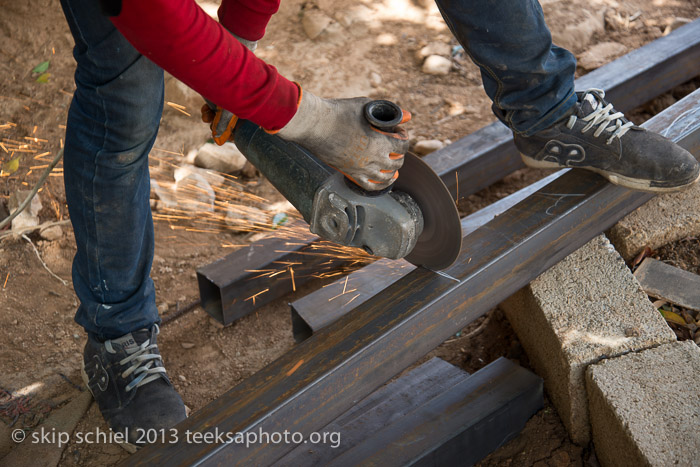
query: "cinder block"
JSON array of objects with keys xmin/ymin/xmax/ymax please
[
  {"xmin": 501, "ymin": 235, "xmax": 676, "ymax": 445},
  {"xmin": 586, "ymin": 341, "xmax": 700, "ymax": 467},
  {"xmin": 608, "ymin": 182, "xmax": 700, "ymax": 260}
]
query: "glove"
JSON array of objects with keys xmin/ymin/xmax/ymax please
[
  {"xmin": 201, "ymin": 33, "xmax": 257, "ymax": 145},
  {"xmin": 276, "ymin": 88, "xmax": 411, "ymax": 191}
]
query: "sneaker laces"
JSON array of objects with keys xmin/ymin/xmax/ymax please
[
  {"xmin": 566, "ymin": 89, "xmax": 633, "ymax": 145},
  {"xmin": 105, "ymin": 324, "xmax": 167, "ymax": 392}
]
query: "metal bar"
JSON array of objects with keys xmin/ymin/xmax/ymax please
[
  {"xmin": 275, "ymin": 357, "xmax": 471, "ymax": 466},
  {"xmin": 322, "ymin": 358, "xmax": 542, "ymax": 467},
  {"xmin": 198, "ymin": 21, "xmax": 700, "ymax": 325},
  {"xmin": 128, "ymin": 87, "xmax": 700, "ymax": 467},
  {"xmin": 290, "ymin": 172, "xmax": 563, "ymax": 341},
  {"xmin": 196, "ymin": 223, "xmax": 331, "ymax": 325}
]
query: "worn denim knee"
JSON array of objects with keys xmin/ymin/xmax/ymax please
[
  {"xmin": 435, "ymin": 0, "xmax": 577, "ymax": 136},
  {"xmin": 61, "ymin": 0, "xmax": 163, "ymax": 339}
]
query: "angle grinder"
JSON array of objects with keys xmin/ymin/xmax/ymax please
[{"xmin": 232, "ymin": 100, "xmax": 462, "ymax": 270}]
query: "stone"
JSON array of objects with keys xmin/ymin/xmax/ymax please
[
  {"xmin": 180, "ymin": 342, "xmax": 195, "ymax": 349},
  {"xmin": 586, "ymin": 341, "xmax": 700, "ymax": 466},
  {"xmin": 174, "ymin": 164, "xmax": 225, "ymax": 189},
  {"xmin": 413, "ymin": 140, "xmax": 444, "ymax": 156},
  {"xmin": 417, "ymin": 42, "xmax": 451, "ymax": 60},
  {"xmin": 194, "ymin": 142, "xmax": 247, "ymax": 174},
  {"xmin": 577, "ymin": 41, "xmax": 628, "ymax": 71},
  {"xmin": 158, "ymin": 303, "xmax": 169, "ymax": 314},
  {"xmin": 375, "ymin": 33, "xmax": 397, "ymax": 46},
  {"xmin": 174, "ymin": 169, "xmax": 215, "ymax": 212},
  {"xmin": 302, "ymin": 8, "xmax": 333, "ymax": 40},
  {"xmin": 39, "ymin": 225, "xmax": 63, "ymax": 241},
  {"xmin": 552, "ymin": 10, "xmax": 604, "ymax": 52},
  {"xmin": 608, "ymin": 182, "xmax": 700, "ymax": 260},
  {"xmin": 501, "ymin": 235, "xmax": 676, "ymax": 445},
  {"xmin": 8, "ymin": 190, "xmax": 41, "ymax": 231},
  {"xmin": 422, "ymin": 55, "xmax": 451, "ymax": 75},
  {"xmin": 369, "ymin": 72, "xmax": 382, "ymax": 88},
  {"xmin": 1, "ymin": 392, "xmax": 92, "ymax": 467}
]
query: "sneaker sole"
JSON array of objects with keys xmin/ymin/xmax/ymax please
[
  {"xmin": 81, "ymin": 365, "xmax": 139, "ymax": 454},
  {"xmin": 521, "ymin": 154, "xmax": 700, "ymax": 193}
]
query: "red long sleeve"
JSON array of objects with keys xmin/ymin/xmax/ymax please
[
  {"xmin": 111, "ymin": 0, "xmax": 299, "ymax": 130},
  {"xmin": 218, "ymin": 0, "xmax": 281, "ymax": 41}
]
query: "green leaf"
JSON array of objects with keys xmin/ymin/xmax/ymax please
[
  {"xmin": 32, "ymin": 60, "xmax": 50, "ymax": 74},
  {"xmin": 2, "ymin": 157, "xmax": 20, "ymax": 174},
  {"xmin": 36, "ymin": 73, "xmax": 51, "ymax": 83}
]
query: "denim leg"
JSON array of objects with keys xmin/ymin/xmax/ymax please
[
  {"xmin": 60, "ymin": 0, "xmax": 164, "ymax": 339},
  {"xmin": 435, "ymin": 0, "xmax": 578, "ymax": 136}
]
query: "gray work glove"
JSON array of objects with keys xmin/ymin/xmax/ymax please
[
  {"xmin": 201, "ymin": 33, "xmax": 257, "ymax": 144},
  {"xmin": 277, "ymin": 89, "xmax": 411, "ymax": 191}
]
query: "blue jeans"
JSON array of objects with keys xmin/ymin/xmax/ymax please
[
  {"xmin": 60, "ymin": 0, "xmax": 575, "ymax": 339},
  {"xmin": 61, "ymin": 0, "xmax": 163, "ymax": 340},
  {"xmin": 436, "ymin": 0, "xmax": 577, "ymax": 136}
]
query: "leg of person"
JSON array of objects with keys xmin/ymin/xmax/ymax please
[
  {"xmin": 435, "ymin": 0, "xmax": 699, "ymax": 192},
  {"xmin": 60, "ymin": 0, "xmax": 185, "ymax": 451}
]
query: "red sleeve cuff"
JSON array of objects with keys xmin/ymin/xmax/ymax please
[{"xmin": 218, "ymin": 0, "xmax": 281, "ymax": 41}]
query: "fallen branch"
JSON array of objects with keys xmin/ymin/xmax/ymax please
[{"xmin": 21, "ymin": 233, "xmax": 70, "ymax": 287}]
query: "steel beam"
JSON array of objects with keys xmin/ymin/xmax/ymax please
[
  {"xmin": 128, "ymin": 86, "xmax": 700, "ymax": 467},
  {"xmin": 197, "ymin": 20, "xmax": 700, "ymax": 325}
]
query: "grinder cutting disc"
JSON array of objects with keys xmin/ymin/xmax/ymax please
[{"xmin": 392, "ymin": 152, "xmax": 462, "ymax": 270}]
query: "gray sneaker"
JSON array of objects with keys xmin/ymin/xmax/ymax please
[
  {"xmin": 514, "ymin": 89, "xmax": 700, "ymax": 192},
  {"xmin": 82, "ymin": 324, "xmax": 186, "ymax": 452}
]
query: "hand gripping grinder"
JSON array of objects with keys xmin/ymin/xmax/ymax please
[{"xmin": 232, "ymin": 100, "xmax": 462, "ymax": 270}]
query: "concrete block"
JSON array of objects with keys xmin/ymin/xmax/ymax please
[
  {"xmin": 608, "ymin": 182, "xmax": 700, "ymax": 260},
  {"xmin": 586, "ymin": 341, "xmax": 700, "ymax": 467},
  {"xmin": 501, "ymin": 235, "xmax": 676, "ymax": 445}
]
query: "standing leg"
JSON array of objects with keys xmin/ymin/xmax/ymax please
[
  {"xmin": 435, "ymin": 0, "xmax": 577, "ymax": 136},
  {"xmin": 61, "ymin": 0, "xmax": 185, "ymax": 450},
  {"xmin": 436, "ymin": 0, "xmax": 699, "ymax": 192}
]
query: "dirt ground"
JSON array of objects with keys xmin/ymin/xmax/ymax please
[{"xmin": 1, "ymin": 0, "xmax": 699, "ymax": 465}]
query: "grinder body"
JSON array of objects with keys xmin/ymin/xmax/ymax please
[{"xmin": 233, "ymin": 120, "xmax": 423, "ymax": 260}]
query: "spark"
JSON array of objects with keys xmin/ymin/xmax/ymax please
[
  {"xmin": 345, "ymin": 293, "xmax": 361, "ymax": 306},
  {"xmin": 244, "ymin": 288, "xmax": 269, "ymax": 305},
  {"xmin": 328, "ymin": 288, "xmax": 358, "ymax": 302},
  {"xmin": 290, "ymin": 266, "xmax": 296, "ymax": 291},
  {"xmin": 3, "ymin": 273, "xmax": 8, "ymax": 288}
]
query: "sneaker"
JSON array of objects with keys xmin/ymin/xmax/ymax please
[
  {"xmin": 81, "ymin": 324, "xmax": 186, "ymax": 452},
  {"xmin": 514, "ymin": 88, "xmax": 700, "ymax": 192}
]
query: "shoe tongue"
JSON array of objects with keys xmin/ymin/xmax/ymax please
[
  {"xmin": 110, "ymin": 330, "xmax": 149, "ymax": 354},
  {"xmin": 580, "ymin": 93, "xmax": 600, "ymax": 115}
]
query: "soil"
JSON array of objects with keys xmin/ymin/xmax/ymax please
[{"xmin": 1, "ymin": 0, "xmax": 699, "ymax": 465}]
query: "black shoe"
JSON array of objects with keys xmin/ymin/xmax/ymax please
[
  {"xmin": 82, "ymin": 324, "xmax": 186, "ymax": 453},
  {"xmin": 514, "ymin": 89, "xmax": 700, "ymax": 192}
]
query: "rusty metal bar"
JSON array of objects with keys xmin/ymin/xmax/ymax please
[
  {"xmin": 197, "ymin": 20, "xmax": 700, "ymax": 325},
  {"xmin": 290, "ymin": 171, "xmax": 562, "ymax": 341},
  {"xmin": 128, "ymin": 85, "xmax": 700, "ymax": 467}
]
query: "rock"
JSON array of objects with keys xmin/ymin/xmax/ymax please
[
  {"xmin": 158, "ymin": 303, "xmax": 169, "ymax": 314},
  {"xmin": 302, "ymin": 8, "xmax": 333, "ymax": 39},
  {"xmin": 417, "ymin": 42, "xmax": 451, "ymax": 60},
  {"xmin": 552, "ymin": 9, "xmax": 604, "ymax": 52},
  {"xmin": 180, "ymin": 342, "xmax": 195, "ymax": 349},
  {"xmin": 174, "ymin": 164, "xmax": 225, "ymax": 189},
  {"xmin": 422, "ymin": 55, "xmax": 452, "ymax": 75},
  {"xmin": 240, "ymin": 161, "xmax": 258, "ymax": 179},
  {"xmin": 369, "ymin": 72, "xmax": 382, "ymax": 88},
  {"xmin": 194, "ymin": 142, "xmax": 247, "ymax": 174},
  {"xmin": 9, "ymin": 190, "xmax": 41, "ymax": 216},
  {"xmin": 150, "ymin": 179, "xmax": 178, "ymax": 209},
  {"xmin": 413, "ymin": 140, "xmax": 445, "ymax": 155},
  {"xmin": 178, "ymin": 374, "xmax": 187, "ymax": 382},
  {"xmin": 174, "ymin": 170, "xmax": 215, "ymax": 212},
  {"xmin": 577, "ymin": 42, "xmax": 628, "ymax": 70},
  {"xmin": 10, "ymin": 210, "xmax": 39, "ymax": 232},
  {"xmin": 39, "ymin": 224, "xmax": 63, "ymax": 241},
  {"xmin": 375, "ymin": 33, "xmax": 397, "ymax": 46},
  {"xmin": 334, "ymin": 5, "xmax": 374, "ymax": 28}
]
